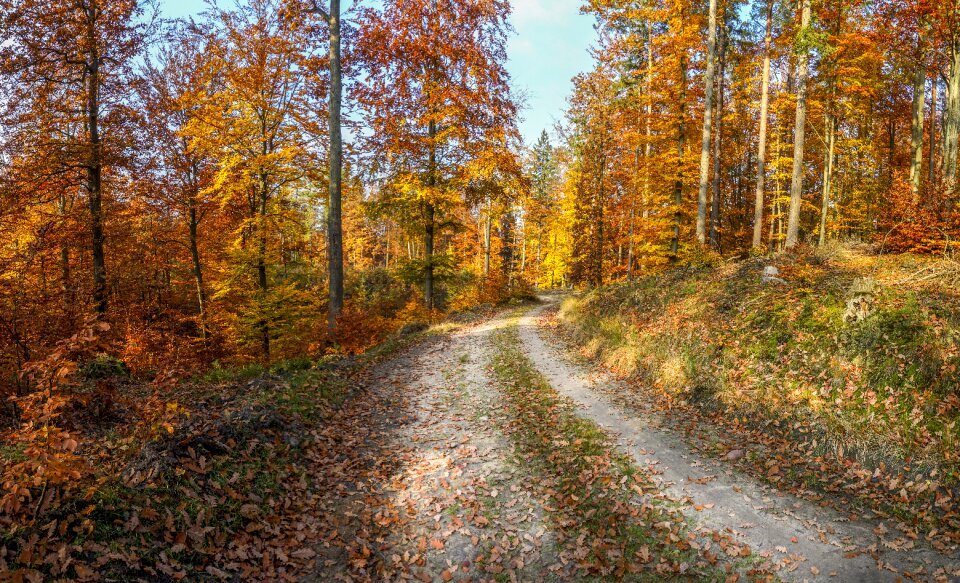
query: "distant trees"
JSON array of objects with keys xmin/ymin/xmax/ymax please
[
  {"xmin": 554, "ymin": 0, "xmax": 960, "ymax": 275},
  {"xmin": 354, "ymin": 0, "xmax": 520, "ymax": 310}
]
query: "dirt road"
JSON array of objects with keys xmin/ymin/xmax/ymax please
[{"xmin": 310, "ymin": 302, "xmax": 960, "ymax": 582}]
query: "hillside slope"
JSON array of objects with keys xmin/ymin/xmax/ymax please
[{"xmin": 556, "ymin": 245, "xmax": 960, "ymax": 543}]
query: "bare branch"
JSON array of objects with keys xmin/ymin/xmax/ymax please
[{"xmin": 305, "ymin": 1, "xmax": 330, "ymax": 23}]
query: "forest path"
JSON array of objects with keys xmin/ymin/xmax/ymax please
[
  {"xmin": 311, "ymin": 302, "xmax": 959, "ymax": 582},
  {"xmin": 522, "ymin": 298, "xmax": 960, "ymax": 582},
  {"xmin": 311, "ymin": 315, "xmax": 565, "ymax": 582}
]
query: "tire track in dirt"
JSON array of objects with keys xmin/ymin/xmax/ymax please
[
  {"xmin": 519, "ymin": 299, "xmax": 960, "ymax": 582},
  {"xmin": 309, "ymin": 319, "xmax": 561, "ymax": 582}
]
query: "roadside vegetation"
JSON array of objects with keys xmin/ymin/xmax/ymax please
[{"xmin": 555, "ymin": 244, "xmax": 960, "ymax": 545}]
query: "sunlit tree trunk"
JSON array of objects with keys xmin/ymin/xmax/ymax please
[
  {"xmin": 753, "ymin": 0, "xmax": 775, "ymax": 249},
  {"xmin": 785, "ymin": 0, "xmax": 812, "ymax": 248},
  {"xmin": 671, "ymin": 34, "xmax": 687, "ymax": 259},
  {"xmin": 819, "ymin": 105, "xmax": 836, "ymax": 246},
  {"xmin": 484, "ymin": 197, "xmax": 492, "ymax": 276},
  {"xmin": 696, "ymin": 0, "xmax": 718, "ymax": 245},
  {"xmin": 188, "ymin": 189, "xmax": 208, "ymax": 341},
  {"xmin": 930, "ymin": 73, "xmax": 938, "ymax": 186},
  {"xmin": 424, "ymin": 118, "xmax": 437, "ymax": 310},
  {"xmin": 910, "ymin": 44, "xmax": 926, "ymax": 199},
  {"xmin": 709, "ymin": 21, "xmax": 726, "ymax": 250},
  {"xmin": 945, "ymin": 41, "xmax": 960, "ymax": 193},
  {"xmin": 326, "ymin": 0, "xmax": 344, "ymax": 333}
]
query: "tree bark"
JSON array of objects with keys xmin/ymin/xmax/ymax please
[
  {"xmin": 257, "ymin": 170, "xmax": 270, "ymax": 361},
  {"xmin": 819, "ymin": 105, "xmax": 835, "ymax": 246},
  {"xmin": 85, "ymin": 9, "xmax": 107, "ymax": 316},
  {"xmin": 671, "ymin": 47, "xmax": 687, "ymax": 258},
  {"xmin": 424, "ymin": 117, "xmax": 437, "ymax": 310},
  {"xmin": 696, "ymin": 0, "xmax": 718, "ymax": 245},
  {"xmin": 785, "ymin": 0, "xmax": 812, "ymax": 249},
  {"xmin": 484, "ymin": 197, "xmax": 492, "ymax": 276},
  {"xmin": 910, "ymin": 46, "xmax": 926, "ymax": 198},
  {"xmin": 326, "ymin": 0, "xmax": 344, "ymax": 333},
  {"xmin": 188, "ymin": 193, "xmax": 208, "ymax": 340},
  {"xmin": 945, "ymin": 40, "xmax": 960, "ymax": 192},
  {"xmin": 709, "ymin": 22, "xmax": 726, "ymax": 250},
  {"xmin": 930, "ymin": 72, "xmax": 938, "ymax": 186},
  {"xmin": 752, "ymin": 0, "xmax": 774, "ymax": 249},
  {"xmin": 627, "ymin": 147, "xmax": 639, "ymax": 279}
]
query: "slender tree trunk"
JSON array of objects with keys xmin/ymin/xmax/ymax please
[
  {"xmin": 484, "ymin": 198, "xmax": 492, "ymax": 276},
  {"xmin": 326, "ymin": 0, "xmax": 344, "ymax": 333},
  {"xmin": 188, "ymin": 197, "xmax": 208, "ymax": 340},
  {"xmin": 424, "ymin": 203, "xmax": 435, "ymax": 309},
  {"xmin": 257, "ymin": 171, "xmax": 270, "ymax": 361},
  {"xmin": 753, "ymin": 0, "xmax": 774, "ymax": 249},
  {"xmin": 672, "ymin": 49, "xmax": 687, "ymax": 258},
  {"xmin": 930, "ymin": 73, "xmax": 938, "ymax": 186},
  {"xmin": 519, "ymin": 210, "xmax": 526, "ymax": 276},
  {"xmin": 595, "ymin": 145, "xmax": 606, "ymax": 286},
  {"xmin": 709, "ymin": 22, "xmax": 726, "ymax": 250},
  {"xmin": 785, "ymin": 0, "xmax": 812, "ymax": 248},
  {"xmin": 819, "ymin": 107, "xmax": 835, "ymax": 245},
  {"xmin": 85, "ymin": 15, "xmax": 107, "ymax": 316},
  {"xmin": 945, "ymin": 41, "xmax": 960, "ymax": 192},
  {"xmin": 696, "ymin": 0, "xmax": 718, "ymax": 244},
  {"xmin": 627, "ymin": 148, "xmax": 639, "ymax": 280},
  {"xmin": 424, "ymin": 118, "xmax": 437, "ymax": 310},
  {"xmin": 643, "ymin": 27, "xmax": 653, "ymax": 266},
  {"xmin": 771, "ymin": 115, "xmax": 784, "ymax": 249},
  {"xmin": 910, "ymin": 47, "xmax": 926, "ymax": 199},
  {"xmin": 59, "ymin": 193, "xmax": 71, "ymax": 309}
]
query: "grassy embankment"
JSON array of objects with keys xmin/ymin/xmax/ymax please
[{"xmin": 557, "ymin": 245, "xmax": 960, "ymax": 539}]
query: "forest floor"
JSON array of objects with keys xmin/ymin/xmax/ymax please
[
  {"xmin": 306, "ymin": 298, "xmax": 960, "ymax": 582},
  {"xmin": 9, "ymin": 282, "xmax": 960, "ymax": 581}
]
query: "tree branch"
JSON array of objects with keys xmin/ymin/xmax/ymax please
[{"xmin": 305, "ymin": 1, "xmax": 330, "ymax": 23}]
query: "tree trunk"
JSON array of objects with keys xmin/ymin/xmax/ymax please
[
  {"xmin": 627, "ymin": 148, "xmax": 639, "ymax": 280},
  {"xmin": 752, "ymin": 0, "xmax": 774, "ymax": 249},
  {"xmin": 643, "ymin": 28, "xmax": 653, "ymax": 268},
  {"xmin": 945, "ymin": 41, "xmax": 960, "ymax": 192},
  {"xmin": 819, "ymin": 107, "xmax": 835, "ymax": 246},
  {"xmin": 85, "ymin": 15, "xmax": 107, "ymax": 316},
  {"xmin": 696, "ymin": 0, "xmax": 718, "ymax": 245},
  {"xmin": 594, "ymin": 141, "xmax": 607, "ymax": 287},
  {"xmin": 424, "ymin": 117, "xmax": 437, "ymax": 310},
  {"xmin": 709, "ymin": 22, "xmax": 726, "ymax": 250},
  {"xmin": 672, "ymin": 49, "xmax": 687, "ymax": 258},
  {"xmin": 910, "ymin": 49, "xmax": 926, "ymax": 199},
  {"xmin": 930, "ymin": 72, "xmax": 938, "ymax": 186},
  {"xmin": 59, "ymin": 193, "xmax": 72, "ymax": 310},
  {"xmin": 484, "ymin": 198, "xmax": 492, "ymax": 276},
  {"xmin": 188, "ymin": 194, "xmax": 208, "ymax": 340},
  {"xmin": 326, "ymin": 0, "xmax": 344, "ymax": 333},
  {"xmin": 785, "ymin": 0, "xmax": 812, "ymax": 249},
  {"xmin": 257, "ymin": 171, "xmax": 270, "ymax": 361},
  {"xmin": 424, "ymin": 202, "xmax": 435, "ymax": 309}
]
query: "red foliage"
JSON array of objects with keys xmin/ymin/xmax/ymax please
[{"xmin": 878, "ymin": 178, "xmax": 960, "ymax": 256}]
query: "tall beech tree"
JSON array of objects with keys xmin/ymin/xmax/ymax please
[
  {"xmin": 355, "ymin": 0, "xmax": 519, "ymax": 310},
  {"xmin": 696, "ymin": 0, "xmax": 719, "ymax": 245},
  {"xmin": 0, "ymin": 0, "xmax": 151, "ymax": 316},
  {"xmin": 784, "ymin": 0, "xmax": 812, "ymax": 249},
  {"xmin": 307, "ymin": 0, "xmax": 345, "ymax": 333}
]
